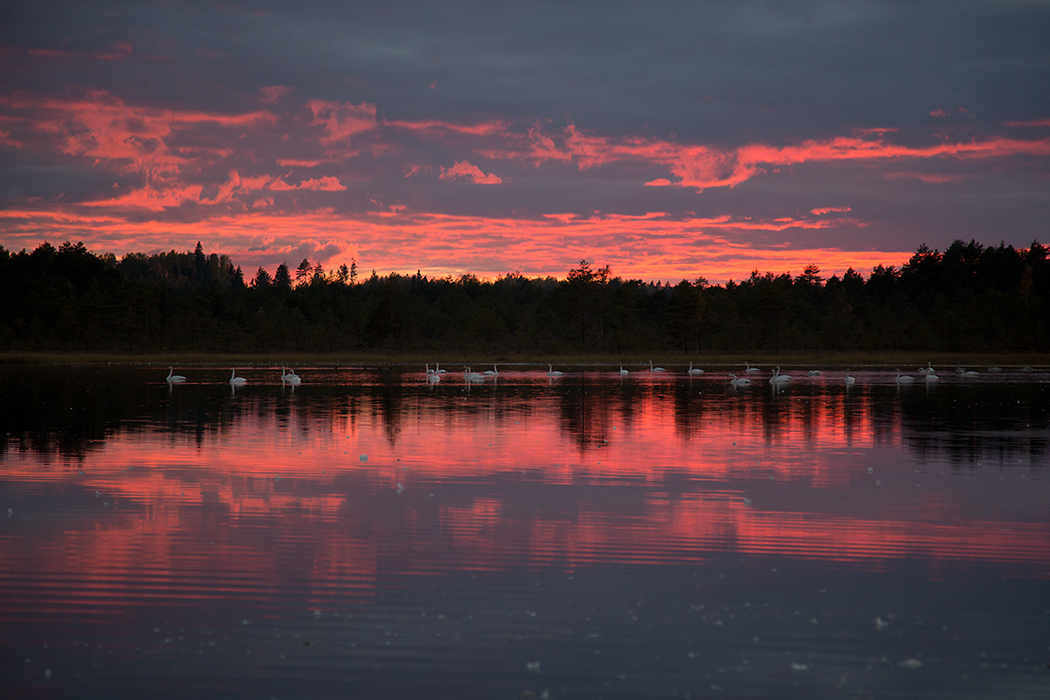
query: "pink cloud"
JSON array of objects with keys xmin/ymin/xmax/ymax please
[
  {"xmin": 268, "ymin": 176, "xmax": 346, "ymax": 191},
  {"xmin": 275, "ymin": 158, "xmax": 328, "ymax": 167},
  {"xmin": 439, "ymin": 160, "xmax": 503, "ymax": 184},
  {"xmin": 884, "ymin": 171, "xmax": 965, "ymax": 184},
  {"xmin": 1007, "ymin": 118, "xmax": 1050, "ymax": 128},
  {"xmin": 259, "ymin": 85, "xmax": 293, "ymax": 103},
  {"xmin": 307, "ymin": 99, "xmax": 377, "ymax": 146},
  {"xmin": 488, "ymin": 124, "xmax": 1050, "ymax": 192}
]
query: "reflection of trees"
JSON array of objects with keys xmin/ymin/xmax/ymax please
[
  {"xmin": 556, "ymin": 374, "xmax": 613, "ymax": 451},
  {"xmin": 3, "ymin": 368, "xmax": 1047, "ymax": 467},
  {"xmin": 673, "ymin": 378, "xmax": 705, "ymax": 439}
]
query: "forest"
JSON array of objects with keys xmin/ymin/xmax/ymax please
[{"xmin": 1, "ymin": 239, "xmax": 1047, "ymax": 356}]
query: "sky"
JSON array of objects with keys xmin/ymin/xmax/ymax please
[{"xmin": 1, "ymin": 0, "xmax": 1048, "ymax": 283}]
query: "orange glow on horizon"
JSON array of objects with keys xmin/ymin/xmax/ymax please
[{"xmin": 0, "ymin": 206, "xmax": 908, "ymax": 283}]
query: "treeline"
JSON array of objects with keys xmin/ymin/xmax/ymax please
[{"xmin": 1, "ymin": 239, "xmax": 1047, "ymax": 355}]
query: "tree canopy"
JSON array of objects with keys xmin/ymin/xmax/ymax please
[{"xmin": 1, "ymin": 240, "xmax": 1047, "ymax": 355}]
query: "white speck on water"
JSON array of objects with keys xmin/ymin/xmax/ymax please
[
  {"xmin": 312, "ymin": 610, "xmax": 322, "ymax": 619},
  {"xmin": 242, "ymin": 619, "xmax": 252, "ymax": 626},
  {"xmin": 791, "ymin": 663, "xmax": 809, "ymax": 671},
  {"xmin": 900, "ymin": 658, "xmax": 923, "ymax": 669},
  {"xmin": 359, "ymin": 455, "xmax": 368, "ymax": 462},
  {"xmin": 867, "ymin": 467, "xmax": 873, "ymax": 474},
  {"xmin": 875, "ymin": 617, "xmax": 890, "ymax": 630},
  {"xmin": 526, "ymin": 660, "xmax": 541, "ymax": 671},
  {"xmin": 396, "ymin": 482, "xmax": 404, "ymax": 494}
]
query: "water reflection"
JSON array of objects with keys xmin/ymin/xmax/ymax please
[{"xmin": 2, "ymin": 365, "xmax": 1049, "ymax": 699}]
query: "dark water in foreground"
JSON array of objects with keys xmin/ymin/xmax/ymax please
[{"xmin": 2, "ymin": 363, "xmax": 1049, "ymax": 699}]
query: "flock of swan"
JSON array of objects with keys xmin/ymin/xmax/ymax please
[
  {"xmin": 165, "ymin": 366, "xmax": 301, "ymax": 386},
  {"xmin": 166, "ymin": 362, "xmax": 1037, "ymax": 388}
]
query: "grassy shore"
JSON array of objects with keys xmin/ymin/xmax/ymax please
[{"xmin": 1, "ymin": 350, "xmax": 1046, "ymax": 368}]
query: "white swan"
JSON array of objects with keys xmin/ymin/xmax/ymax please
[
  {"xmin": 464, "ymin": 367, "xmax": 485, "ymax": 383},
  {"xmin": 619, "ymin": 366, "xmax": 629, "ymax": 376},
  {"xmin": 894, "ymin": 369, "xmax": 915, "ymax": 384},
  {"xmin": 845, "ymin": 370, "xmax": 855, "ymax": 386},
  {"xmin": 166, "ymin": 366, "xmax": 186, "ymax": 383},
  {"xmin": 807, "ymin": 369, "xmax": 822, "ymax": 376},
  {"xmin": 280, "ymin": 366, "xmax": 301, "ymax": 384},
  {"xmin": 958, "ymin": 367, "xmax": 979, "ymax": 378},
  {"xmin": 649, "ymin": 361, "xmax": 666, "ymax": 372},
  {"xmin": 229, "ymin": 368, "xmax": 247, "ymax": 386},
  {"xmin": 729, "ymin": 373, "xmax": 751, "ymax": 387},
  {"xmin": 745, "ymin": 362, "xmax": 760, "ymax": 373},
  {"xmin": 987, "ymin": 365, "xmax": 1002, "ymax": 373},
  {"xmin": 769, "ymin": 366, "xmax": 792, "ymax": 384},
  {"xmin": 547, "ymin": 364, "xmax": 564, "ymax": 377},
  {"xmin": 435, "ymin": 363, "xmax": 447, "ymax": 374},
  {"xmin": 688, "ymin": 362, "xmax": 704, "ymax": 375},
  {"xmin": 483, "ymin": 364, "xmax": 499, "ymax": 376},
  {"xmin": 427, "ymin": 365, "xmax": 442, "ymax": 383},
  {"xmin": 925, "ymin": 370, "xmax": 939, "ymax": 382}
]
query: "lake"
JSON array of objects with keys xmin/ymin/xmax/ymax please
[{"xmin": 2, "ymin": 363, "xmax": 1049, "ymax": 699}]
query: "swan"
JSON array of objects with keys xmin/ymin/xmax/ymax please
[
  {"xmin": 688, "ymin": 362, "xmax": 704, "ymax": 375},
  {"xmin": 464, "ymin": 367, "xmax": 486, "ymax": 383},
  {"xmin": 435, "ymin": 363, "xmax": 447, "ymax": 374},
  {"xmin": 427, "ymin": 365, "xmax": 441, "ymax": 383},
  {"xmin": 649, "ymin": 361, "xmax": 666, "ymax": 373},
  {"xmin": 280, "ymin": 366, "xmax": 301, "ymax": 384},
  {"xmin": 987, "ymin": 365, "xmax": 1002, "ymax": 373},
  {"xmin": 729, "ymin": 373, "xmax": 751, "ymax": 387},
  {"xmin": 845, "ymin": 370, "xmax": 856, "ymax": 386},
  {"xmin": 960, "ymin": 369, "xmax": 979, "ymax": 378},
  {"xmin": 166, "ymin": 366, "xmax": 186, "ymax": 383},
  {"xmin": 925, "ymin": 370, "xmax": 939, "ymax": 382},
  {"xmin": 894, "ymin": 369, "xmax": 915, "ymax": 384},
  {"xmin": 807, "ymin": 369, "xmax": 822, "ymax": 376},
  {"xmin": 769, "ymin": 366, "xmax": 792, "ymax": 384},
  {"xmin": 745, "ymin": 362, "xmax": 760, "ymax": 373},
  {"xmin": 483, "ymin": 364, "xmax": 499, "ymax": 376},
  {"xmin": 547, "ymin": 364, "xmax": 564, "ymax": 377},
  {"xmin": 619, "ymin": 366, "xmax": 629, "ymax": 376},
  {"xmin": 229, "ymin": 368, "xmax": 247, "ymax": 386}
]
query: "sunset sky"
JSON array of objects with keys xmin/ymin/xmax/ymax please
[{"xmin": 1, "ymin": 1, "xmax": 1048, "ymax": 282}]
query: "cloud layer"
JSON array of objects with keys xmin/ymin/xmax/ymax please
[{"xmin": 1, "ymin": 1, "xmax": 1048, "ymax": 281}]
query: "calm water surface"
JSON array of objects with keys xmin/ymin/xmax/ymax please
[{"xmin": 2, "ymin": 364, "xmax": 1049, "ymax": 699}]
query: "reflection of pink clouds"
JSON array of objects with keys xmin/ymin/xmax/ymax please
[{"xmin": 3, "ymin": 390, "xmax": 1047, "ymax": 583}]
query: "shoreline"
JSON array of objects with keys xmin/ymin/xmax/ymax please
[{"xmin": 1, "ymin": 350, "xmax": 1046, "ymax": 369}]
